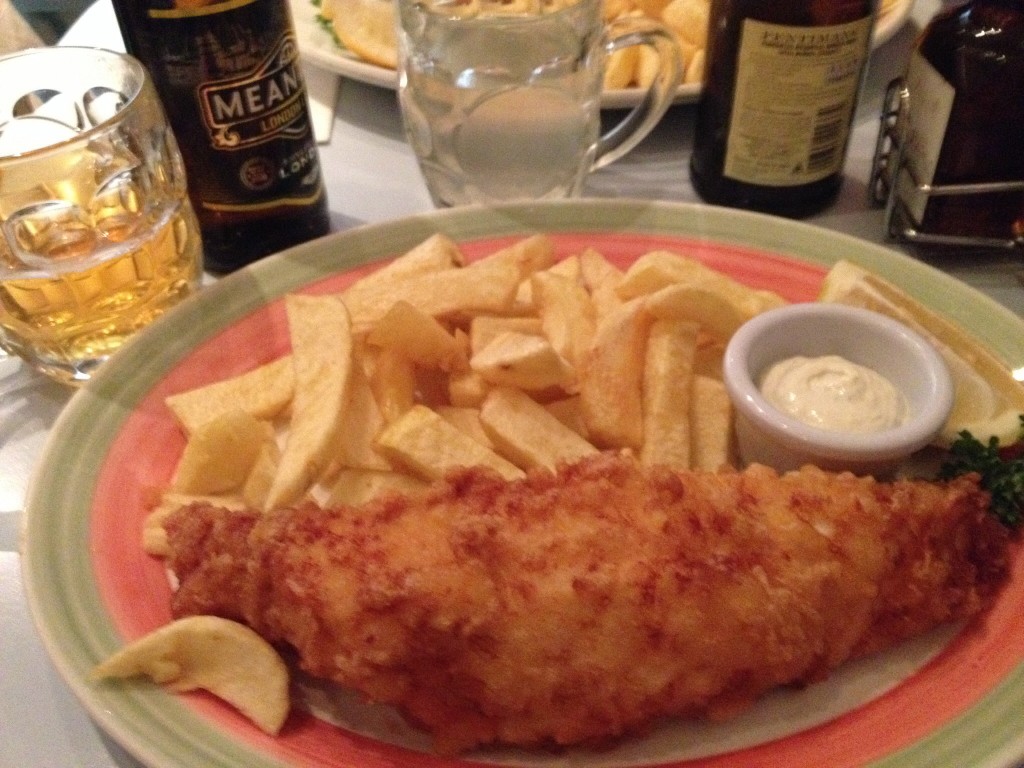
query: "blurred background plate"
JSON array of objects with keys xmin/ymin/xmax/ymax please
[{"xmin": 291, "ymin": 0, "xmax": 917, "ymax": 108}]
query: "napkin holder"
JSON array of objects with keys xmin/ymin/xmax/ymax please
[{"xmin": 870, "ymin": 78, "xmax": 1024, "ymax": 251}]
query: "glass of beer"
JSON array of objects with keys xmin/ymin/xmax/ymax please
[{"xmin": 0, "ymin": 47, "xmax": 203, "ymax": 386}]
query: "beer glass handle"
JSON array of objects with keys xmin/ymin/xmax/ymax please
[{"xmin": 594, "ymin": 17, "xmax": 683, "ymax": 170}]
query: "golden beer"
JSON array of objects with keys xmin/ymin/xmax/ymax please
[
  {"xmin": 0, "ymin": 207, "xmax": 201, "ymax": 383},
  {"xmin": 0, "ymin": 47, "xmax": 204, "ymax": 384}
]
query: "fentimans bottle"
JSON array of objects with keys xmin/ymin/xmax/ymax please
[
  {"xmin": 111, "ymin": 0, "xmax": 331, "ymax": 272},
  {"xmin": 690, "ymin": 0, "xmax": 877, "ymax": 217}
]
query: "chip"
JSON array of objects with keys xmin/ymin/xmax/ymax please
[
  {"xmin": 92, "ymin": 615, "xmax": 290, "ymax": 735},
  {"xmin": 479, "ymin": 387, "xmax": 598, "ymax": 471},
  {"xmin": 264, "ymin": 294, "xmax": 355, "ymax": 510},
  {"xmin": 376, "ymin": 404, "xmax": 525, "ymax": 482},
  {"xmin": 165, "ymin": 356, "xmax": 293, "ymax": 435}
]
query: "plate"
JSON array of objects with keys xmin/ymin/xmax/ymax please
[
  {"xmin": 291, "ymin": 0, "xmax": 917, "ymax": 109},
  {"xmin": 22, "ymin": 199, "xmax": 1024, "ymax": 768}
]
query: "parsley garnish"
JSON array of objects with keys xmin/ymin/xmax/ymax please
[
  {"xmin": 310, "ymin": 0, "xmax": 344, "ymax": 49},
  {"xmin": 938, "ymin": 415, "xmax": 1024, "ymax": 528}
]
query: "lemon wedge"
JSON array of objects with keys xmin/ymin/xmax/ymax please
[
  {"xmin": 322, "ymin": 0, "xmax": 398, "ymax": 69},
  {"xmin": 819, "ymin": 260, "xmax": 1024, "ymax": 447},
  {"xmin": 92, "ymin": 616, "xmax": 290, "ymax": 735}
]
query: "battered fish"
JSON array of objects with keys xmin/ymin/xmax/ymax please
[{"xmin": 162, "ymin": 453, "xmax": 1009, "ymax": 753}]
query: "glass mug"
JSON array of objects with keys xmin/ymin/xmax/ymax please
[
  {"xmin": 0, "ymin": 47, "xmax": 203, "ymax": 386},
  {"xmin": 396, "ymin": 0, "xmax": 683, "ymax": 207}
]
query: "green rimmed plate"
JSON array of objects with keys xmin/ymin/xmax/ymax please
[{"xmin": 21, "ymin": 199, "xmax": 1024, "ymax": 768}]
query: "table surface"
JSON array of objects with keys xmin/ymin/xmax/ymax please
[{"xmin": 3, "ymin": 1, "xmax": 1022, "ymax": 766}]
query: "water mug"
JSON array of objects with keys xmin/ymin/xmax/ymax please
[{"xmin": 396, "ymin": 0, "xmax": 683, "ymax": 207}]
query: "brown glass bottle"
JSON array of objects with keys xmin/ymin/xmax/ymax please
[
  {"xmin": 690, "ymin": 0, "xmax": 876, "ymax": 217},
  {"xmin": 895, "ymin": 0, "xmax": 1024, "ymax": 244},
  {"xmin": 111, "ymin": 0, "xmax": 331, "ymax": 272}
]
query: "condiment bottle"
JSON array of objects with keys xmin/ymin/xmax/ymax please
[
  {"xmin": 111, "ymin": 0, "xmax": 331, "ymax": 273},
  {"xmin": 889, "ymin": 0, "xmax": 1024, "ymax": 246},
  {"xmin": 689, "ymin": 0, "xmax": 876, "ymax": 217}
]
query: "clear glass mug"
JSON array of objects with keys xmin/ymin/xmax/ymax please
[
  {"xmin": 396, "ymin": 0, "xmax": 683, "ymax": 207},
  {"xmin": 0, "ymin": 47, "xmax": 203, "ymax": 386}
]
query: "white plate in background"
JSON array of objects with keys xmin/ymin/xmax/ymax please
[{"xmin": 291, "ymin": 0, "xmax": 917, "ymax": 108}]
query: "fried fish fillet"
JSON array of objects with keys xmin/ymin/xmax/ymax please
[{"xmin": 162, "ymin": 453, "xmax": 1009, "ymax": 753}]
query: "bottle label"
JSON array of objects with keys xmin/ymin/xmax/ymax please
[
  {"xmin": 128, "ymin": 0, "xmax": 324, "ymax": 214},
  {"xmin": 723, "ymin": 16, "xmax": 873, "ymax": 187},
  {"xmin": 896, "ymin": 51, "xmax": 955, "ymax": 224},
  {"xmin": 198, "ymin": 35, "xmax": 307, "ymax": 151}
]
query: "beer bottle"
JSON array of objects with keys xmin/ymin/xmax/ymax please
[
  {"xmin": 690, "ymin": 0, "xmax": 876, "ymax": 217},
  {"xmin": 893, "ymin": 0, "xmax": 1024, "ymax": 245},
  {"xmin": 111, "ymin": 0, "xmax": 331, "ymax": 272}
]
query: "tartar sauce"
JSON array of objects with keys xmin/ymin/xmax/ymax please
[{"xmin": 759, "ymin": 355, "xmax": 908, "ymax": 433}]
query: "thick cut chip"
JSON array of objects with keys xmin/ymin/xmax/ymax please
[
  {"xmin": 479, "ymin": 387, "xmax": 598, "ymax": 471},
  {"xmin": 645, "ymin": 283, "xmax": 753, "ymax": 342},
  {"xmin": 448, "ymin": 369, "xmax": 491, "ymax": 408},
  {"xmin": 323, "ymin": 468, "xmax": 427, "ymax": 507},
  {"xmin": 172, "ymin": 409, "xmax": 275, "ymax": 496},
  {"xmin": 547, "ymin": 254, "xmax": 582, "ymax": 283},
  {"xmin": 544, "ymin": 395, "xmax": 589, "ymax": 438},
  {"xmin": 376, "ymin": 405, "xmax": 524, "ymax": 482},
  {"xmin": 533, "ymin": 270, "xmax": 596, "ymax": 370},
  {"xmin": 368, "ymin": 346, "xmax": 418, "ymax": 422},
  {"xmin": 578, "ymin": 298, "xmax": 652, "ymax": 449},
  {"xmin": 579, "ymin": 247, "xmax": 625, "ymax": 320},
  {"xmin": 470, "ymin": 331, "xmax": 575, "ymax": 391},
  {"xmin": 341, "ymin": 233, "xmax": 465, "ymax": 313},
  {"xmin": 265, "ymin": 294, "xmax": 355, "ymax": 510},
  {"xmin": 344, "ymin": 259, "xmax": 522, "ymax": 331},
  {"xmin": 618, "ymin": 250, "xmax": 786, "ymax": 318},
  {"xmin": 326, "ymin": 361, "xmax": 391, "ymax": 475},
  {"xmin": 165, "ymin": 357, "xmax": 293, "ymax": 435},
  {"xmin": 690, "ymin": 374, "xmax": 734, "ymax": 470},
  {"xmin": 343, "ymin": 233, "xmax": 464, "ymax": 298},
  {"xmin": 436, "ymin": 405, "xmax": 495, "ymax": 448},
  {"xmin": 242, "ymin": 441, "xmax": 280, "ymax": 510},
  {"xmin": 473, "ymin": 235, "xmax": 558, "ymax": 316},
  {"xmin": 511, "ymin": 253, "xmax": 583, "ymax": 315},
  {"xmin": 470, "ymin": 316, "xmax": 544, "ymax": 355},
  {"xmin": 640, "ymin": 319, "xmax": 699, "ymax": 470},
  {"xmin": 694, "ymin": 333, "xmax": 726, "ymax": 378},
  {"xmin": 367, "ymin": 300, "xmax": 467, "ymax": 372},
  {"xmin": 473, "ymin": 234, "xmax": 557, "ymax": 279},
  {"xmin": 91, "ymin": 615, "xmax": 290, "ymax": 735}
]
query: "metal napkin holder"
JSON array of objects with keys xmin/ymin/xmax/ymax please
[{"xmin": 870, "ymin": 77, "xmax": 1024, "ymax": 250}]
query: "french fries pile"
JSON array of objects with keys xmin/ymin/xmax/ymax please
[
  {"xmin": 145, "ymin": 234, "xmax": 787, "ymax": 552},
  {"xmin": 603, "ymin": 0, "xmax": 709, "ymax": 89},
  {"xmin": 603, "ymin": 0, "xmax": 902, "ymax": 91}
]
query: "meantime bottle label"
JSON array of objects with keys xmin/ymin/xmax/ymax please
[
  {"xmin": 128, "ymin": 0, "xmax": 323, "ymax": 212},
  {"xmin": 199, "ymin": 35, "xmax": 308, "ymax": 150}
]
